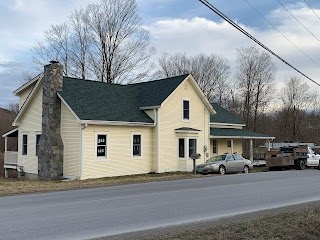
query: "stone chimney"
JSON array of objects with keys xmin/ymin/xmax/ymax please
[{"xmin": 38, "ymin": 61, "xmax": 64, "ymax": 180}]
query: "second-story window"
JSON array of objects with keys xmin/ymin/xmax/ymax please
[{"xmin": 183, "ymin": 100, "xmax": 190, "ymax": 120}]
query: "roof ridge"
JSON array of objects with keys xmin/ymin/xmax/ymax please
[{"xmin": 127, "ymin": 74, "xmax": 189, "ymax": 86}]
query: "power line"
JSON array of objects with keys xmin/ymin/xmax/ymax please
[
  {"xmin": 276, "ymin": 0, "xmax": 320, "ymax": 43},
  {"xmin": 244, "ymin": 0, "xmax": 320, "ymax": 69},
  {"xmin": 303, "ymin": 0, "xmax": 320, "ymax": 22},
  {"xmin": 198, "ymin": 0, "xmax": 320, "ymax": 87}
]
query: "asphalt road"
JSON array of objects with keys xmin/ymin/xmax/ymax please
[{"xmin": 1, "ymin": 170, "xmax": 320, "ymax": 240}]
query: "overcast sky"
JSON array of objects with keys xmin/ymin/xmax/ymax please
[{"xmin": 1, "ymin": 0, "xmax": 320, "ymax": 107}]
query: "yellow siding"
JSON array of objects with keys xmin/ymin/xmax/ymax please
[
  {"xmin": 18, "ymin": 83, "xmax": 43, "ymax": 174},
  {"xmin": 18, "ymin": 84, "xmax": 36, "ymax": 109},
  {"xmin": 158, "ymin": 77, "xmax": 210, "ymax": 172},
  {"xmin": 61, "ymin": 103, "xmax": 81, "ymax": 178},
  {"xmin": 210, "ymin": 138, "xmax": 242, "ymax": 156},
  {"xmin": 81, "ymin": 125, "xmax": 153, "ymax": 179}
]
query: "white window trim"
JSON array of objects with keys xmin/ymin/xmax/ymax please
[
  {"xmin": 95, "ymin": 132, "xmax": 109, "ymax": 161},
  {"xmin": 182, "ymin": 97, "xmax": 190, "ymax": 122},
  {"xmin": 178, "ymin": 137, "xmax": 186, "ymax": 160},
  {"xmin": 188, "ymin": 138, "xmax": 198, "ymax": 159},
  {"xmin": 131, "ymin": 132, "xmax": 143, "ymax": 159},
  {"xmin": 177, "ymin": 137, "xmax": 198, "ymax": 160},
  {"xmin": 22, "ymin": 133, "xmax": 28, "ymax": 157}
]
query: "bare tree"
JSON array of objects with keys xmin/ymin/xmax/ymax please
[
  {"xmin": 236, "ymin": 46, "xmax": 276, "ymax": 131},
  {"xmin": 32, "ymin": 0, "xmax": 154, "ymax": 83},
  {"xmin": 157, "ymin": 53, "xmax": 231, "ymax": 103},
  {"xmin": 278, "ymin": 76, "xmax": 317, "ymax": 141},
  {"xmin": 33, "ymin": 23, "xmax": 70, "ymax": 75}
]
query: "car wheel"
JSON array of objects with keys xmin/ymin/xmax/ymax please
[
  {"xmin": 219, "ymin": 165, "xmax": 226, "ymax": 175},
  {"xmin": 243, "ymin": 165, "xmax": 250, "ymax": 174}
]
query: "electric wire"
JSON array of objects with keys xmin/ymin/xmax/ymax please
[
  {"xmin": 198, "ymin": 0, "xmax": 320, "ymax": 87},
  {"xmin": 303, "ymin": 0, "xmax": 320, "ymax": 22},
  {"xmin": 276, "ymin": 0, "xmax": 320, "ymax": 42},
  {"xmin": 244, "ymin": 0, "xmax": 320, "ymax": 68}
]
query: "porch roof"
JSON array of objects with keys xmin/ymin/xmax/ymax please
[
  {"xmin": 2, "ymin": 128, "xmax": 18, "ymax": 138},
  {"xmin": 210, "ymin": 128, "xmax": 275, "ymax": 140}
]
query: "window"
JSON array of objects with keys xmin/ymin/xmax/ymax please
[
  {"xmin": 132, "ymin": 134, "xmax": 141, "ymax": 157},
  {"xmin": 36, "ymin": 134, "xmax": 41, "ymax": 156},
  {"xmin": 22, "ymin": 134, "xmax": 28, "ymax": 155},
  {"xmin": 183, "ymin": 100, "xmax": 190, "ymax": 120},
  {"xmin": 97, "ymin": 134, "xmax": 107, "ymax": 158},
  {"xmin": 227, "ymin": 140, "xmax": 232, "ymax": 148},
  {"xmin": 213, "ymin": 140, "xmax": 217, "ymax": 154},
  {"xmin": 179, "ymin": 138, "xmax": 185, "ymax": 158},
  {"xmin": 233, "ymin": 154, "xmax": 242, "ymax": 161},
  {"xmin": 189, "ymin": 139, "xmax": 197, "ymax": 158},
  {"xmin": 226, "ymin": 154, "xmax": 234, "ymax": 161}
]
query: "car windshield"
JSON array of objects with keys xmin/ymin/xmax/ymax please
[{"xmin": 206, "ymin": 155, "xmax": 226, "ymax": 162}]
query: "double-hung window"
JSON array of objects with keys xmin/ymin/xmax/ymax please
[
  {"xmin": 213, "ymin": 140, "xmax": 217, "ymax": 154},
  {"xmin": 183, "ymin": 100, "xmax": 190, "ymax": 120},
  {"xmin": 132, "ymin": 134, "xmax": 142, "ymax": 157},
  {"xmin": 36, "ymin": 134, "xmax": 41, "ymax": 156},
  {"xmin": 179, "ymin": 138, "xmax": 185, "ymax": 158},
  {"xmin": 97, "ymin": 134, "xmax": 107, "ymax": 158},
  {"xmin": 22, "ymin": 134, "xmax": 28, "ymax": 155},
  {"xmin": 189, "ymin": 138, "xmax": 197, "ymax": 158}
]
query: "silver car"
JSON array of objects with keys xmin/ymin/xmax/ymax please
[{"xmin": 196, "ymin": 154, "xmax": 253, "ymax": 175}]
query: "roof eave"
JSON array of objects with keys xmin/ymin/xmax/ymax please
[
  {"xmin": 13, "ymin": 73, "xmax": 43, "ymax": 95},
  {"xmin": 139, "ymin": 105, "xmax": 161, "ymax": 110},
  {"xmin": 210, "ymin": 135, "xmax": 275, "ymax": 139},
  {"xmin": 2, "ymin": 128, "xmax": 19, "ymax": 137},
  {"xmin": 80, "ymin": 120, "xmax": 155, "ymax": 127}
]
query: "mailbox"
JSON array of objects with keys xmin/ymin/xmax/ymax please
[{"xmin": 191, "ymin": 153, "xmax": 201, "ymax": 160}]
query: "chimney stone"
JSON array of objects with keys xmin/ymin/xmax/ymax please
[{"xmin": 38, "ymin": 62, "xmax": 64, "ymax": 180}]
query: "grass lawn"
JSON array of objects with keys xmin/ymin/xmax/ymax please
[
  {"xmin": 0, "ymin": 166, "xmax": 268, "ymax": 197},
  {"xmin": 122, "ymin": 203, "xmax": 320, "ymax": 240},
  {"xmin": 0, "ymin": 172, "xmax": 210, "ymax": 196}
]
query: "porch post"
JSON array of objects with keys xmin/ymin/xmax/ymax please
[
  {"xmin": 4, "ymin": 136, "xmax": 7, "ymax": 162},
  {"xmin": 249, "ymin": 139, "xmax": 253, "ymax": 161},
  {"xmin": 231, "ymin": 139, "xmax": 234, "ymax": 154},
  {"xmin": 267, "ymin": 139, "xmax": 271, "ymax": 151}
]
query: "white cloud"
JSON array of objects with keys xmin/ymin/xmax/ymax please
[{"xmin": 147, "ymin": 8, "xmax": 320, "ymax": 87}]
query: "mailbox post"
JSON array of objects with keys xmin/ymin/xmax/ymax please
[{"xmin": 191, "ymin": 153, "xmax": 201, "ymax": 175}]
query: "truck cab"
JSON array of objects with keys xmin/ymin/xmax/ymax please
[{"xmin": 306, "ymin": 147, "xmax": 320, "ymax": 167}]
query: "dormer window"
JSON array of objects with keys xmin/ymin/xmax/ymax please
[{"xmin": 183, "ymin": 100, "xmax": 190, "ymax": 120}]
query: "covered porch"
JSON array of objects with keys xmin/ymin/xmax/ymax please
[
  {"xmin": 2, "ymin": 128, "xmax": 20, "ymax": 177},
  {"xmin": 210, "ymin": 128, "xmax": 275, "ymax": 161}
]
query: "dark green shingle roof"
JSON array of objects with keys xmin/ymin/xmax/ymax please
[
  {"xmin": 210, "ymin": 103, "xmax": 245, "ymax": 125},
  {"xmin": 175, "ymin": 127, "xmax": 201, "ymax": 131},
  {"xmin": 59, "ymin": 75, "xmax": 188, "ymax": 123},
  {"xmin": 210, "ymin": 128, "xmax": 274, "ymax": 139}
]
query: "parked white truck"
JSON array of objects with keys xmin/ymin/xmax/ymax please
[{"xmin": 306, "ymin": 146, "xmax": 320, "ymax": 168}]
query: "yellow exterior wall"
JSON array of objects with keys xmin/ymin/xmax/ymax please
[
  {"xmin": 61, "ymin": 103, "xmax": 81, "ymax": 178},
  {"xmin": 158, "ymin": 76, "xmax": 210, "ymax": 172},
  {"xmin": 210, "ymin": 138, "xmax": 243, "ymax": 156},
  {"xmin": 18, "ymin": 83, "xmax": 43, "ymax": 175},
  {"xmin": 81, "ymin": 125, "xmax": 153, "ymax": 179},
  {"xmin": 18, "ymin": 84, "xmax": 37, "ymax": 109}
]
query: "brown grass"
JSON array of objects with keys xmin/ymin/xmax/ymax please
[
  {"xmin": 0, "ymin": 172, "xmax": 208, "ymax": 196},
  {"xmin": 133, "ymin": 204, "xmax": 320, "ymax": 240}
]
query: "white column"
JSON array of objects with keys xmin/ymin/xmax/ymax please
[
  {"xmin": 267, "ymin": 140, "xmax": 271, "ymax": 151},
  {"xmin": 231, "ymin": 139, "xmax": 234, "ymax": 154},
  {"xmin": 4, "ymin": 136, "xmax": 7, "ymax": 162},
  {"xmin": 250, "ymin": 139, "xmax": 253, "ymax": 161}
]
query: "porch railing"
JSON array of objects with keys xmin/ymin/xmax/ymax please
[{"xmin": 4, "ymin": 151, "xmax": 18, "ymax": 165}]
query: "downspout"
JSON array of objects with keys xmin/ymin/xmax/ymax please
[
  {"xmin": 156, "ymin": 108, "xmax": 161, "ymax": 173},
  {"xmin": 79, "ymin": 123, "xmax": 87, "ymax": 179}
]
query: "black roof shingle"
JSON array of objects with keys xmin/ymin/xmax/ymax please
[
  {"xmin": 210, "ymin": 102, "xmax": 245, "ymax": 125},
  {"xmin": 59, "ymin": 75, "xmax": 189, "ymax": 123}
]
